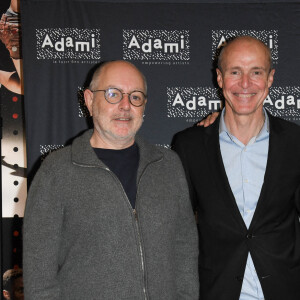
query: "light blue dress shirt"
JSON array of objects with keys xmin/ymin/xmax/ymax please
[{"xmin": 219, "ymin": 109, "xmax": 269, "ymax": 300}]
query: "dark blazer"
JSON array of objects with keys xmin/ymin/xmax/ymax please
[{"xmin": 173, "ymin": 113, "xmax": 300, "ymax": 300}]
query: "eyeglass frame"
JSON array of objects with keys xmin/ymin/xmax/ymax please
[{"xmin": 90, "ymin": 87, "xmax": 147, "ymax": 107}]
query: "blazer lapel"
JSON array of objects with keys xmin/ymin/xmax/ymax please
[
  {"xmin": 249, "ymin": 114, "xmax": 288, "ymax": 229},
  {"xmin": 203, "ymin": 118, "xmax": 248, "ymax": 231}
]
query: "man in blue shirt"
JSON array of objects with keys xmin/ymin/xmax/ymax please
[{"xmin": 173, "ymin": 36, "xmax": 300, "ymax": 300}]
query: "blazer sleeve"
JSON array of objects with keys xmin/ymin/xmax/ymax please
[
  {"xmin": 295, "ymin": 184, "xmax": 300, "ymax": 217},
  {"xmin": 172, "ymin": 132, "xmax": 198, "ymax": 212}
]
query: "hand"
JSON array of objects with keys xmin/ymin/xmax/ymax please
[
  {"xmin": 197, "ymin": 111, "xmax": 219, "ymax": 127},
  {"xmin": 0, "ymin": 13, "xmax": 22, "ymax": 59}
]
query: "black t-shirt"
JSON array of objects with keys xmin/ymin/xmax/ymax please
[{"xmin": 93, "ymin": 143, "xmax": 139, "ymax": 208}]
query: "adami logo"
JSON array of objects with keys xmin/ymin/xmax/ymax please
[
  {"xmin": 264, "ymin": 86, "xmax": 300, "ymax": 121},
  {"xmin": 123, "ymin": 29, "xmax": 189, "ymax": 64},
  {"xmin": 167, "ymin": 87, "xmax": 223, "ymax": 119},
  {"xmin": 212, "ymin": 30, "xmax": 278, "ymax": 63},
  {"xmin": 36, "ymin": 28, "xmax": 101, "ymax": 60}
]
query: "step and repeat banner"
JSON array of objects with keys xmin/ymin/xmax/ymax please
[
  {"xmin": 21, "ymin": 1, "xmax": 300, "ymax": 183},
  {"xmin": 1, "ymin": 0, "xmax": 300, "ymax": 296}
]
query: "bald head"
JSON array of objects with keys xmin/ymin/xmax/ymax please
[
  {"xmin": 218, "ymin": 36, "xmax": 273, "ymax": 73},
  {"xmin": 89, "ymin": 60, "xmax": 147, "ymax": 93}
]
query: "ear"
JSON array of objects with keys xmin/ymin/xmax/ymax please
[
  {"xmin": 84, "ymin": 88, "xmax": 94, "ymax": 116},
  {"xmin": 216, "ymin": 68, "xmax": 223, "ymax": 89},
  {"xmin": 3, "ymin": 290, "xmax": 10, "ymax": 300},
  {"xmin": 267, "ymin": 69, "xmax": 275, "ymax": 88}
]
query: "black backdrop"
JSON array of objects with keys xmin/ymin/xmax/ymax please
[{"xmin": 21, "ymin": 0, "xmax": 300, "ymax": 182}]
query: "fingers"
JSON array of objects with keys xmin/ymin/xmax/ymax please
[
  {"xmin": 209, "ymin": 111, "xmax": 219, "ymax": 124},
  {"xmin": 197, "ymin": 119, "xmax": 205, "ymax": 127},
  {"xmin": 197, "ymin": 111, "xmax": 220, "ymax": 127}
]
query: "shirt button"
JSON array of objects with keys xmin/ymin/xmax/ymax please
[{"xmin": 244, "ymin": 179, "xmax": 248, "ymax": 183}]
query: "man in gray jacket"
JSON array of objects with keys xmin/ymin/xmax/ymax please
[{"xmin": 23, "ymin": 60, "xmax": 199, "ymax": 299}]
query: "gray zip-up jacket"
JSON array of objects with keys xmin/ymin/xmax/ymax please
[{"xmin": 23, "ymin": 129, "xmax": 199, "ymax": 300}]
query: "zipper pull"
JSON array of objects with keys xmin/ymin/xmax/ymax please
[{"xmin": 133, "ymin": 209, "xmax": 138, "ymax": 220}]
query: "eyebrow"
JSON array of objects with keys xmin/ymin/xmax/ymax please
[
  {"xmin": 251, "ymin": 66, "xmax": 267, "ymax": 71},
  {"xmin": 227, "ymin": 66, "xmax": 267, "ymax": 71}
]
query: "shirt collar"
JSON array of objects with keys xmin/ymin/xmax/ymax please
[{"xmin": 219, "ymin": 108, "xmax": 270, "ymax": 142}]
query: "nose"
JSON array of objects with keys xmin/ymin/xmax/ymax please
[
  {"xmin": 118, "ymin": 93, "xmax": 131, "ymax": 110},
  {"xmin": 240, "ymin": 74, "xmax": 250, "ymax": 89}
]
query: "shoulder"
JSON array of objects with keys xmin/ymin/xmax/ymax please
[
  {"xmin": 173, "ymin": 126, "xmax": 202, "ymax": 145},
  {"xmin": 137, "ymin": 137, "xmax": 183, "ymax": 169},
  {"xmin": 36, "ymin": 130, "xmax": 91, "ymax": 173},
  {"xmin": 152, "ymin": 146, "xmax": 189, "ymax": 181},
  {"xmin": 175, "ymin": 125, "xmax": 206, "ymax": 138},
  {"xmin": 42, "ymin": 144, "xmax": 72, "ymax": 167},
  {"xmin": 172, "ymin": 123, "xmax": 215, "ymax": 150},
  {"xmin": 31, "ymin": 145, "xmax": 73, "ymax": 185},
  {"xmin": 269, "ymin": 113, "xmax": 300, "ymax": 136},
  {"xmin": 155, "ymin": 145, "xmax": 181, "ymax": 162},
  {"xmin": 138, "ymin": 137, "xmax": 179, "ymax": 161}
]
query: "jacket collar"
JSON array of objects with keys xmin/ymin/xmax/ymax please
[
  {"xmin": 249, "ymin": 110, "xmax": 289, "ymax": 228},
  {"xmin": 71, "ymin": 129, "xmax": 163, "ymax": 171},
  {"xmin": 202, "ymin": 115, "xmax": 248, "ymax": 230}
]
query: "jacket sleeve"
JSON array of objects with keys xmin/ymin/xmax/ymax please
[
  {"xmin": 296, "ymin": 184, "xmax": 300, "ymax": 217},
  {"xmin": 23, "ymin": 159, "xmax": 63, "ymax": 300},
  {"xmin": 173, "ymin": 152, "xmax": 199, "ymax": 299}
]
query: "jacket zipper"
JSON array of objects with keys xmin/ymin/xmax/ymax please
[
  {"xmin": 101, "ymin": 165, "xmax": 148, "ymax": 300},
  {"xmin": 133, "ymin": 208, "xmax": 147, "ymax": 300},
  {"xmin": 134, "ymin": 157, "xmax": 162, "ymax": 299}
]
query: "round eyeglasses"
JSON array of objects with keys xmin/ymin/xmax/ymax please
[{"xmin": 91, "ymin": 87, "xmax": 147, "ymax": 107}]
